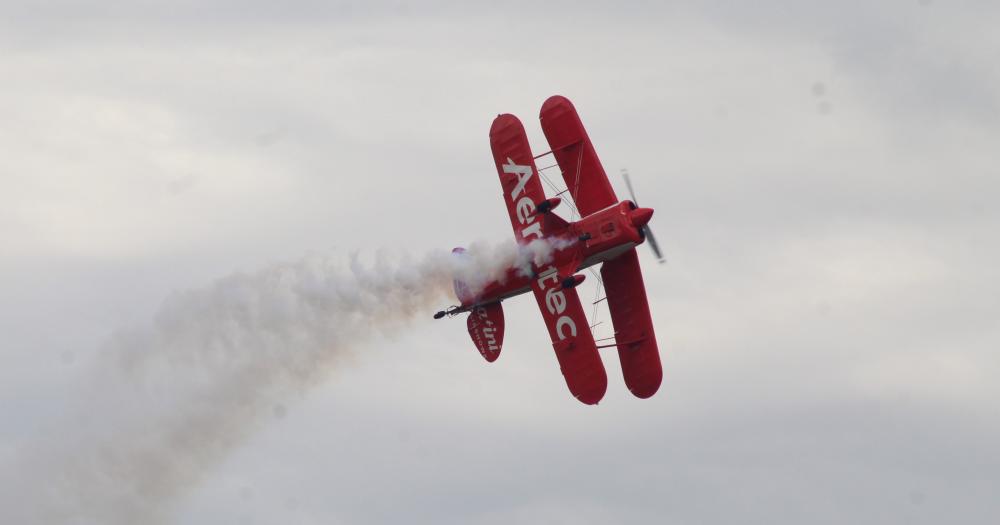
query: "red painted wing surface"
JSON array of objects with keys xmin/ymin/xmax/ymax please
[
  {"xmin": 489, "ymin": 113, "xmax": 608, "ymax": 404},
  {"xmin": 601, "ymin": 248, "xmax": 662, "ymax": 398},
  {"xmin": 539, "ymin": 95, "xmax": 618, "ymax": 217},
  {"xmin": 489, "ymin": 114, "xmax": 548, "ymax": 244},
  {"xmin": 530, "ymin": 270, "xmax": 608, "ymax": 405}
]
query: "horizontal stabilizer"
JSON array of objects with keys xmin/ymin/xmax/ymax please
[{"xmin": 467, "ymin": 302, "xmax": 504, "ymax": 362}]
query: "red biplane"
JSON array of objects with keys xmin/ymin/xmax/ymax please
[{"xmin": 434, "ymin": 95, "xmax": 664, "ymax": 405}]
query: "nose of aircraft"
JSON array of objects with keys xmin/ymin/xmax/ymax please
[{"xmin": 630, "ymin": 207, "xmax": 654, "ymax": 229}]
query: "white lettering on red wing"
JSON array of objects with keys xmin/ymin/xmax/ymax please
[
  {"xmin": 502, "ymin": 159, "xmax": 577, "ymax": 342},
  {"xmin": 503, "ymin": 158, "xmax": 534, "ymax": 199},
  {"xmin": 556, "ymin": 316, "xmax": 577, "ymax": 340},
  {"xmin": 536, "ymin": 266, "xmax": 577, "ymax": 340}
]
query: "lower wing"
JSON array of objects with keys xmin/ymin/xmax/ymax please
[
  {"xmin": 531, "ymin": 268, "xmax": 607, "ymax": 405},
  {"xmin": 601, "ymin": 248, "xmax": 662, "ymax": 399}
]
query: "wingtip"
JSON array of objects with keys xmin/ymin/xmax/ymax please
[
  {"xmin": 576, "ymin": 393, "xmax": 605, "ymax": 406},
  {"xmin": 489, "ymin": 113, "xmax": 524, "ymax": 136},
  {"xmin": 540, "ymin": 94, "xmax": 574, "ymax": 118},
  {"xmin": 573, "ymin": 377, "xmax": 608, "ymax": 405},
  {"xmin": 627, "ymin": 370, "xmax": 663, "ymax": 399}
]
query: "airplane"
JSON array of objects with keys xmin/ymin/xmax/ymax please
[{"xmin": 434, "ymin": 95, "xmax": 664, "ymax": 405}]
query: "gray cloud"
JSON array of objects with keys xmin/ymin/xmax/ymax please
[{"xmin": 1, "ymin": 1, "xmax": 998, "ymax": 523}]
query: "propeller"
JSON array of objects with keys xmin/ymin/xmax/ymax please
[{"xmin": 622, "ymin": 169, "xmax": 665, "ymax": 264}]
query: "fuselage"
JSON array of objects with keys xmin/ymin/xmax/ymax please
[{"xmin": 455, "ymin": 200, "xmax": 652, "ymax": 308}]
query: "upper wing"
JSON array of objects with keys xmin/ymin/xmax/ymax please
[
  {"xmin": 489, "ymin": 114, "xmax": 550, "ymax": 243},
  {"xmin": 531, "ymin": 268, "xmax": 608, "ymax": 405},
  {"xmin": 600, "ymin": 248, "xmax": 662, "ymax": 398},
  {"xmin": 491, "ymin": 114, "xmax": 605, "ymax": 404},
  {"xmin": 538, "ymin": 95, "xmax": 618, "ymax": 217}
]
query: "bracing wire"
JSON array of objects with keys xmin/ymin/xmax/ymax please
[
  {"xmin": 536, "ymin": 150, "xmax": 605, "ymax": 338},
  {"xmin": 586, "ymin": 267, "xmax": 606, "ymax": 339},
  {"xmin": 538, "ymin": 170, "xmax": 580, "ymax": 221}
]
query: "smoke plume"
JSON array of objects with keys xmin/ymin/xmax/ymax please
[{"xmin": 1, "ymin": 239, "xmax": 560, "ymax": 524}]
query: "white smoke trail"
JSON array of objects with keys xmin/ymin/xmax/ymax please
[{"xmin": 1, "ymin": 239, "xmax": 562, "ymax": 524}]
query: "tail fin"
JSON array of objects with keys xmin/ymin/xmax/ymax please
[
  {"xmin": 451, "ymin": 247, "xmax": 474, "ymax": 305},
  {"xmin": 467, "ymin": 302, "xmax": 504, "ymax": 362}
]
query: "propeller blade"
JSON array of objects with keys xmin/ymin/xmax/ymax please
[
  {"xmin": 621, "ymin": 169, "xmax": 638, "ymax": 205},
  {"xmin": 622, "ymin": 168, "xmax": 665, "ymax": 264},
  {"xmin": 643, "ymin": 225, "xmax": 666, "ymax": 264}
]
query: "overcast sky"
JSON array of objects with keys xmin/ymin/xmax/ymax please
[{"xmin": 2, "ymin": 1, "xmax": 999, "ymax": 523}]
